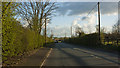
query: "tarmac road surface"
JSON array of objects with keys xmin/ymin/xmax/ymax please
[{"xmin": 43, "ymin": 43, "xmax": 119, "ymax": 66}]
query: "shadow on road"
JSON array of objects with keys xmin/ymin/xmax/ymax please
[{"xmin": 52, "ymin": 43, "xmax": 93, "ymax": 68}]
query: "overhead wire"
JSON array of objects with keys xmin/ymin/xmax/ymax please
[
  {"xmin": 86, "ymin": 0, "xmax": 104, "ymax": 17},
  {"xmin": 86, "ymin": 3, "xmax": 98, "ymax": 17}
]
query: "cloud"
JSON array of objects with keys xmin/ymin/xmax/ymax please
[
  {"xmin": 72, "ymin": 13, "xmax": 97, "ymax": 33},
  {"xmin": 50, "ymin": 25, "xmax": 71, "ymax": 37},
  {"xmin": 81, "ymin": 17, "xmax": 87, "ymax": 20},
  {"xmin": 72, "ymin": 18, "xmax": 81, "ymax": 27},
  {"xmin": 48, "ymin": 2, "xmax": 118, "ymax": 37},
  {"xmin": 57, "ymin": 2, "xmax": 118, "ymax": 16},
  {"xmin": 82, "ymin": 14, "xmax": 97, "ymax": 33},
  {"xmin": 104, "ymin": 26, "xmax": 113, "ymax": 33}
]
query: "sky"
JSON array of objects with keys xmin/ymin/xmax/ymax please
[
  {"xmin": 19, "ymin": 2, "xmax": 118, "ymax": 37},
  {"xmin": 47, "ymin": 2, "xmax": 118, "ymax": 37}
]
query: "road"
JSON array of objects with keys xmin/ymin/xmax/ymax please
[{"xmin": 42, "ymin": 43, "xmax": 119, "ymax": 66}]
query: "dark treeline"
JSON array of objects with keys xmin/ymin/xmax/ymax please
[
  {"xmin": 64, "ymin": 22, "xmax": 120, "ymax": 52},
  {"xmin": 103, "ymin": 21, "xmax": 120, "ymax": 45},
  {"xmin": 2, "ymin": 2, "xmax": 57, "ymax": 65}
]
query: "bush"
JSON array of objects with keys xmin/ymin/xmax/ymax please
[
  {"xmin": 2, "ymin": 20, "xmax": 53, "ymax": 63},
  {"xmin": 65, "ymin": 33, "xmax": 100, "ymax": 47},
  {"xmin": 2, "ymin": 2, "xmax": 53, "ymax": 64},
  {"xmin": 65, "ymin": 33, "xmax": 119, "ymax": 52}
]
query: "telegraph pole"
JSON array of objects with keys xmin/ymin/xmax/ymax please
[
  {"xmin": 118, "ymin": 20, "xmax": 120, "ymax": 34},
  {"xmin": 118, "ymin": 2, "xmax": 120, "ymax": 34},
  {"xmin": 51, "ymin": 29, "xmax": 53, "ymax": 38},
  {"xmin": 45, "ymin": 13, "xmax": 47, "ymax": 45},
  {"xmin": 98, "ymin": 2, "xmax": 101, "ymax": 43},
  {"xmin": 71, "ymin": 26, "xmax": 72, "ymax": 37},
  {"xmin": 51, "ymin": 30, "xmax": 53, "ymax": 36},
  {"xmin": 64, "ymin": 32, "xmax": 66, "ymax": 41}
]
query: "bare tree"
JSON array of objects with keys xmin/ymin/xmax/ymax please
[
  {"xmin": 101, "ymin": 27, "xmax": 106, "ymax": 33},
  {"xmin": 112, "ymin": 20, "xmax": 120, "ymax": 34},
  {"xmin": 75, "ymin": 26, "xmax": 84, "ymax": 37},
  {"xmin": 96, "ymin": 25, "xmax": 99, "ymax": 33},
  {"xmin": 16, "ymin": 1, "xmax": 58, "ymax": 34}
]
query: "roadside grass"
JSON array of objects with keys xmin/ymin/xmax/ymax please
[
  {"xmin": 102, "ymin": 42, "xmax": 120, "ymax": 52},
  {"xmin": 104, "ymin": 41, "xmax": 120, "ymax": 45},
  {"xmin": 43, "ymin": 42, "xmax": 55, "ymax": 48},
  {"xmin": 99, "ymin": 44, "xmax": 120, "ymax": 53}
]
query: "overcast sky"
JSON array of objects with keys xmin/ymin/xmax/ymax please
[{"xmin": 47, "ymin": 2, "xmax": 118, "ymax": 37}]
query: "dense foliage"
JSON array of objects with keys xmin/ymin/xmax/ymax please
[
  {"xmin": 64, "ymin": 33, "xmax": 119, "ymax": 52},
  {"xmin": 2, "ymin": 2, "xmax": 53, "ymax": 64},
  {"xmin": 65, "ymin": 33, "xmax": 100, "ymax": 47}
]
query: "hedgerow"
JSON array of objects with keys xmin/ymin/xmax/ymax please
[
  {"xmin": 2, "ymin": 2, "xmax": 53, "ymax": 64},
  {"xmin": 65, "ymin": 33, "xmax": 100, "ymax": 47}
]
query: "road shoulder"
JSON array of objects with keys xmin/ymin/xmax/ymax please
[{"xmin": 13, "ymin": 47, "xmax": 51, "ymax": 66}]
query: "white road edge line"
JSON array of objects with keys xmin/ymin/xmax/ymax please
[{"xmin": 40, "ymin": 48, "xmax": 53, "ymax": 68}]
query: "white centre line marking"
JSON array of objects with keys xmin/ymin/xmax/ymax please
[{"xmin": 40, "ymin": 48, "xmax": 52, "ymax": 68}]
